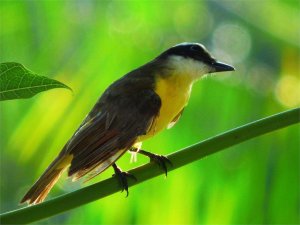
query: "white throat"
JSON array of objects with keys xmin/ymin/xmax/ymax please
[{"xmin": 167, "ymin": 55, "xmax": 211, "ymax": 81}]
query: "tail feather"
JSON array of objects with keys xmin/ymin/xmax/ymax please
[{"xmin": 21, "ymin": 154, "xmax": 72, "ymax": 205}]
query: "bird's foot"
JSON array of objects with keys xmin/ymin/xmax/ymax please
[
  {"xmin": 134, "ymin": 149, "xmax": 172, "ymax": 177},
  {"xmin": 112, "ymin": 164, "xmax": 136, "ymax": 197},
  {"xmin": 149, "ymin": 153, "xmax": 172, "ymax": 177}
]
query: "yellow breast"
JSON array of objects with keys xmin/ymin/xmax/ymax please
[{"xmin": 138, "ymin": 74, "xmax": 193, "ymax": 142}]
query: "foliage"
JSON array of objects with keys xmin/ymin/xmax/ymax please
[
  {"xmin": 1, "ymin": 1, "xmax": 299, "ymax": 224},
  {"xmin": 0, "ymin": 62, "xmax": 71, "ymax": 101}
]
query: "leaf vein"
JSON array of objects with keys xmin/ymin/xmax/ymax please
[{"xmin": 0, "ymin": 84, "xmax": 65, "ymax": 95}]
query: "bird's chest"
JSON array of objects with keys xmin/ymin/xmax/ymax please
[{"xmin": 139, "ymin": 75, "xmax": 193, "ymax": 141}]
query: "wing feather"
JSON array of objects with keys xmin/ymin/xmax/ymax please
[{"xmin": 64, "ymin": 82, "xmax": 161, "ymax": 180}]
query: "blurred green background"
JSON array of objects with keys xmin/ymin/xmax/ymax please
[{"xmin": 1, "ymin": 0, "xmax": 299, "ymax": 224}]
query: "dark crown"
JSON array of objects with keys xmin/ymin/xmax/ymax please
[{"xmin": 158, "ymin": 43, "xmax": 216, "ymax": 64}]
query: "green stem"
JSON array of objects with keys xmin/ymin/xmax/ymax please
[{"xmin": 1, "ymin": 108, "xmax": 299, "ymax": 224}]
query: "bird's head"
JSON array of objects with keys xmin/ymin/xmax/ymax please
[{"xmin": 157, "ymin": 42, "xmax": 235, "ymax": 80}]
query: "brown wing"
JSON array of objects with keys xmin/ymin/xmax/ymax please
[{"xmin": 65, "ymin": 84, "xmax": 161, "ymax": 180}]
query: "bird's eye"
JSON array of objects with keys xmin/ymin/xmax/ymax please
[{"xmin": 190, "ymin": 45, "xmax": 201, "ymax": 52}]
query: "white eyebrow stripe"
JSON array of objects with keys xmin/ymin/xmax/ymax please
[{"xmin": 174, "ymin": 42, "xmax": 206, "ymax": 50}]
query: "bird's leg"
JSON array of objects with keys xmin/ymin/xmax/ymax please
[
  {"xmin": 129, "ymin": 148, "xmax": 172, "ymax": 176},
  {"xmin": 130, "ymin": 142, "xmax": 142, "ymax": 163},
  {"xmin": 112, "ymin": 163, "xmax": 136, "ymax": 197}
]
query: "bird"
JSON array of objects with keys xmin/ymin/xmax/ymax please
[{"xmin": 21, "ymin": 42, "xmax": 234, "ymax": 205}]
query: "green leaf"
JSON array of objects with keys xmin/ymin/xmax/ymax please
[{"xmin": 0, "ymin": 62, "xmax": 72, "ymax": 101}]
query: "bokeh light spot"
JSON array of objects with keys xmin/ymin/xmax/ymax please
[
  {"xmin": 275, "ymin": 75, "xmax": 300, "ymax": 107},
  {"xmin": 212, "ymin": 22, "xmax": 252, "ymax": 63},
  {"xmin": 246, "ymin": 63, "xmax": 275, "ymax": 95},
  {"xmin": 173, "ymin": 3, "xmax": 214, "ymax": 40},
  {"xmin": 106, "ymin": 2, "xmax": 143, "ymax": 34}
]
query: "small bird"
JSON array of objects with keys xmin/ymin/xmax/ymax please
[{"xmin": 21, "ymin": 43, "xmax": 234, "ymax": 204}]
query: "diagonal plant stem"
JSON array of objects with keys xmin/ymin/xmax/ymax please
[{"xmin": 1, "ymin": 108, "xmax": 299, "ymax": 224}]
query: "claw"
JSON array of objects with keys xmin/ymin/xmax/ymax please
[
  {"xmin": 129, "ymin": 148, "xmax": 173, "ymax": 177},
  {"xmin": 112, "ymin": 164, "xmax": 137, "ymax": 196},
  {"xmin": 149, "ymin": 154, "xmax": 172, "ymax": 177}
]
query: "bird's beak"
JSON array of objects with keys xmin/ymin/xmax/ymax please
[{"xmin": 210, "ymin": 61, "xmax": 235, "ymax": 73}]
